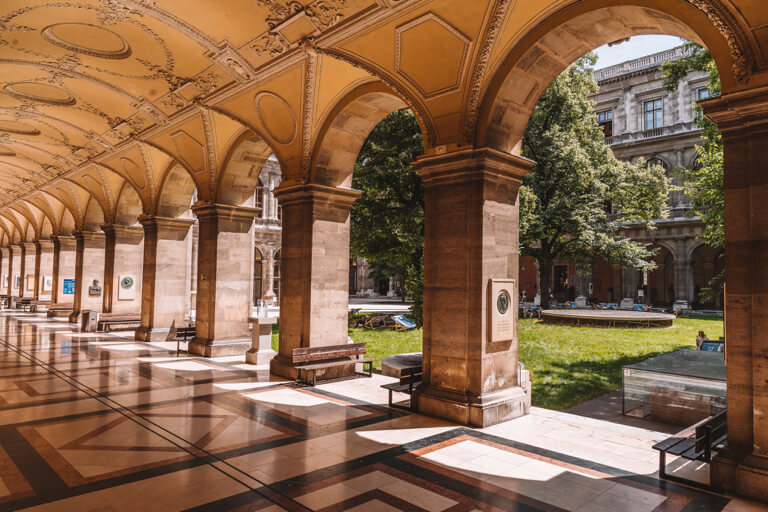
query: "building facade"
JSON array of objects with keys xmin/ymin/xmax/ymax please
[{"xmin": 520, "ymin": 46, "xmax": 723, "ymax": 310}]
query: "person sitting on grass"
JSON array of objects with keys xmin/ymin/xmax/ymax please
[{"xmin": 696, "ymin": 330, "xmax": 708, "ymax": 350}]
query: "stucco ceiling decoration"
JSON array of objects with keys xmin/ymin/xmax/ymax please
[
  {"xmin": 41, "ymin": 23, "xmax": 132, "ymax": 60},
  {"xmin": 4, "ymin": 82, "xmax": 76, "ymax": 106},
  {"xmin": 0, "ymin": 120, "xmax": 41, "ymax": 136},
  {"xmin": 394, "ymin": 13, "xmax": 471, "ymax": 99},
  {"xmin": 254, "ymin": 92, "xmax": 298, "ymax": 144}
]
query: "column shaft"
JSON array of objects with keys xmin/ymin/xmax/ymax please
[
  {"xmin": 412, "ymin": 148, "xmax": 532, "ymax": 427},
  {"xmin": 189, "ymin": 203, "xmax": 259, "ymax": 357},
  {"xmin": 136, "ymin": 216, "xmax": 194, "ymax": 342},
  {"xmin": 269, "ymin": 185, "xmax": 360, "ymax": 380}
]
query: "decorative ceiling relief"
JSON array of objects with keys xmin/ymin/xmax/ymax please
[
  {"xmin": 4, "ymin": 82, "xmax": 76, "ymax": 105},
  {"xmin": 41, "ymin": 23, "xmax": 132, "ymax": 59},
  {"xmin": 254, "ymin": 91, "xmax": 298, "ymax": 144},
  {"xmin": 252, "ymin": 0, "xmax": 349, "ymax": 58},
  {"xmin": 394, "ymin": 13, "xmax": 471, "ymax": 99}
]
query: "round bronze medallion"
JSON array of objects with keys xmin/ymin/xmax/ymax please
[
  {"xmin": 497, "ymin": 291, "xmax": 510, "ymax": 315},
  {"xmin": 120, "ymin": 276, "xmax": 134, "ymax": 289}
]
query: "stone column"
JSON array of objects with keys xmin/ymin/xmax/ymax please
[
  {"xmin": 135, "ymin": 216, "xmax": 194, "ymax": 342},
  {"xmin": 0, "ymin": 247, "xmax": 7, "ymax": 297},
  {"xmin": 411, "ymin": 148, "xmax": 532, "ymax": 427},
  {"xmin": 10, "ymin": 245, "xmax": 21, "ymax": 299},
  {"xmin": 34, "ymin": 240, "xmax": 54, "ymax": 301},
  {"xmin": 673, "ymin": 239, "xmax": 691, "ymax": 309},
  {"xmin": 188, "ymin": 203, "xmax": 259, "ymax": 357},
  {"xmin": 69, "ymin": 231, "xmax": 106, "ymax": 323},
  {"xmin": 102, "ymin": 225, "xmax": 144, "ymax": 314},
  {"xmin": 269, "ymin": 185, "xmax": 359, "ymax": 379},
  {"xmin": 574, "ymin": 267, "xmax": 592, "ymax": 306},
  {"xmin": 52, "ymin": 236, "xmax": 76, "ymax": 304},
  {"xmin": 703, "ymin": 89, "xmax": 768, "ymax": 502}
]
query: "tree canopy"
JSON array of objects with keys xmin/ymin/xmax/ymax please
[
  {"xmin": 520, "ymin": 54, "xmax": 669, "ymax": 297},
  {"xmin": 350, "ymin": 109, "xmax": 425, "ymax": 324}
]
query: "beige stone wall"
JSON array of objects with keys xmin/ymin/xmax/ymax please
[
  {"xmin": 22, "ymin": 245, "xmax": 35, "ymax": 297},
  {"xmin": 37, "ymin": 243, "xmax": 54, "ymax": 301},
  {"xmin": 0, "ymin": 247, "xmax": 8, "ymax": 295},
  {"xmin": 10, "ymin": 248, "xmax": 21, "ymax": 298},
  {"xmin": 56, "ymin": 246, "xmax": 76, "ymax": 304},
  {"xmin": 111, "ymin": 238, "xmax": 144, "ymax": 314}
]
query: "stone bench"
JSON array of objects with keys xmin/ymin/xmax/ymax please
[
  {"xmin": 97, "ymin": 313, "xmax": 141, "ymax": 332},
  {"xmin": 292, "ymin": 343, "xmax": 374, "ymax": 386}
]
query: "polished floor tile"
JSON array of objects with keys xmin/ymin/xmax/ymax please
[{"xmin": 0, "ymin": 313, "xmax": 760, "ymax": 511}]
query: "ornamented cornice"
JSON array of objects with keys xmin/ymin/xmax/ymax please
[
  {"xmin": 682, "ymin": 0, "xmax": 752, "ymax": 84},
  {"xmin": 301, "ymin": 44, "xmax": 318, "ymax": 182}
]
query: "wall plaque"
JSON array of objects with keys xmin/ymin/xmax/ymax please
[
  {"xmin": 118, "ymin": 275, "xmax": 136, "ymax": 300},
  {"xmin": 488, "ymin": 278, "xmax": 517, "ymax": 344},
  {"xmin": 88, "ymin": 279, "xmax": 102, "ymax": 297},
  {"xmin": 63, "ymin": 278, "xmax": 75, "ymax": 295}
]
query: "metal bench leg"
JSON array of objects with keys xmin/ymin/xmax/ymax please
[{"xmin": 659, "ymin": 451, "xmax": 666, "ymax": 479}]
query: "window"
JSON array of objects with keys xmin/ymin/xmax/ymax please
[
  {"xmin": 596, "ymin": 110, "xmax": 613, "ymax": 137},
  {"xmin": 255, "ymin": 178, "xmax": 264, "ymax": 211},
  {"xmin": 253, "ymin": 249, "xmax": 263, "ymax": 303},
  {"xmin": 273, "ymin": 249, "xmax": 280, "ymax": 302},
  {"xmin": 697, "ymin": 88, "xmax": 710, "ymax": 101},
  {"xmin": 644, "ymin": 99, "xmax": 663, "ymax": 130}
]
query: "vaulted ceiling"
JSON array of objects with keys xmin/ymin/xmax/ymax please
[{"xmin": 0, "ymin": 0, "xmax": 764, "ymax": 244}]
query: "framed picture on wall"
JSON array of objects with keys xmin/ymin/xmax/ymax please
[
  {"xmin": 2, "ymin": 274, "xmax": 7, "ymax": 288},
  {"xmin": 43, "ymin": 275, "xmax": 53, "ymax": 292},
  {"xmin": 14, "ymin": 275, "xmax": 20, "ymax": 290},
  {"xmin": 26, "ymin": 274, "xmax": 34, "ymax": 291}
]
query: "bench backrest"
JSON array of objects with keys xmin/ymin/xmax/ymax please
[
  {"xmin": 695, "ymin": 410, "xmax": 727, "ymax": 454},
  {"xmin": 292, "ymin": 343, "xmax": 366, "ymax": 363},
  {"xmin": 99, "ymin": 313, "xmax": 141, "ymax": 320}
]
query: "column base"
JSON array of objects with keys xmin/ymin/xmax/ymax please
[
  {"xmin": 246, "ymin": 348, "xmax": 277, "ymax": 365},
  {"xmin": 712, "ymin": 450, "xmax": 768, "ymax": 503},
  {"xmin": 270, "ymin": 354, "xmax": 357, "ymax": 381},
  {"xmin": 135, "ymin": 326, "xmax": 173, "ymax": 343},
  {"xmin": 416, "ymin": 385, "xmax": 531, "ymax": 427},
  {"xmin": 672, "ymin": 300, "xmax": 690, "ymax": 310},
  {"xmin": 68, "ymin": 312, "xmax": 80, "ymax": 323},
  {"xmin": 188, "ymin": 337, "xmax": 252, "ymax": 357}
]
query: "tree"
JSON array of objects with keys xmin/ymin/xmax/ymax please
[
  {"xmin": 662, "ymin": 43, "xmax": 724, "ymax": 300},
  {"xmin": 520, "ymin": 54, "xmax": 669, "ymax": 298},
  {"xmin": 350, "ymin": 110, "xmax": 426, "ymax": 324}
]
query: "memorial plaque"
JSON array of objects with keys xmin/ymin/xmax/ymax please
[
  {"xmin": 88, "ymin": 279, "xmax": 102, "ymax": 297},
  {"xmin": 488, "ymin": 279, "xmax": 517, "ymax": 343},
  {"xmin": 118, "ymin": 275, "xmax": 136, "ymax": 300}
]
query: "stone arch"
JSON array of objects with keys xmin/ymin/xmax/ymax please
[
  {"xmin": 114, "ymin": 182, "xmax": 144, "ymax": 226},
  {"xmin": 690, "ymin": 242, "xmax": 724, "ymax": 307},
  {"xmin": 60, "ymin": 209, "xmax": 76, "ymax": 236},
  {"xmin": 41, "ymin": 216, "xmax": 54, "ymax": 239},
  {"xmin": 81, "ymin": 196, "xmax": 105, "ymax": 232},
  {"xmin": 24, "ymin": 222, "xmax": 34, "ymax": 243},
  {"xmin": 156, "ymin": 163, "xmax": 198, "ymax": 219},
  {"xmin": 310, "ymin": 82, "xmax": 420, "ymax": 188},
  {"xmin": 215, "ymin": 130, "xmax": 280, "ymax": 207},
  {"xmin": 647, "ymin": 243, "xmax": 675, "ymax": 306},
  {"xmin": 475, "ymin": 2, "xmax": 742, "ymax": 154}
]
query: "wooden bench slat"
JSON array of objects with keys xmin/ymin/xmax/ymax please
[{"xmin": 298, "ymin": 358, "xmax": 375, "ymax": 370}]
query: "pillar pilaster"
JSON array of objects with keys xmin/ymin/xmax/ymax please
[
  {"xmin": 0, "ymin": 246, "xmax": 6, "ymax": 297},
  {"xmin": 69, "ymin": 231, "xmax": 105, "ymax": 323},
  {"xmin": 703, "ymin": 86, "xmax": 768, "ymax": 502},
  {"xmin": 33, "ymin": 239, "xmax": 54, "ymax": 301},
  {"xmin": 269, "ymin": 184, "xmax": 360, "ymax": 379},
  {"xmin": 52, "ymin": 235, "xmax": 76, "ymax": 305},
  {"xmin": 20, "ymin": 242, "xmax": 36, "ymax": 299},
  {"xmin": 411, "ymin": 147, "xmax": 532, "ymax": 427},
  {"xmin": 135, "ymin": 216, "xmax": 194, "ymax": 342},
  {"xmin": 101, "ymin": 224, "xmax": 144, "ymax": 314},
  {"xmin": 188, "ymin": 203, "xmax": 259, "ymax": 357}
]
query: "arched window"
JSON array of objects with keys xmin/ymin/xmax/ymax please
[
  {"xmin": 253, "ymin": 248, "xmax": 263, "ymax": 304},
  {"xmin": 255, "ymin": 178, "xmax": 264, "ymax": 211},
  {"xmin": 273, "ymin": 249, "xmax": 281, "ymax": 302},
  {"xmin": 647, "ymin": 158, "xmax": 668, "ymax": 170}
]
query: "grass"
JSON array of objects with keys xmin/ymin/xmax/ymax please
[{"xmin": 271, "ymin": 316, "xmax": 724, "ymax": 411}]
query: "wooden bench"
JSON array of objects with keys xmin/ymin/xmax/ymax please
[
  {"xmin": 30, "ymin": 300, "xmax": 51, "ymax": 312},
  {"xmin": 97, "ymin": 312, "xmax": 141, "ymax": 332},
  {"xmin": 169, "ymin": 326, "xmax": 196, "ymax": 353},
  {"xmin": 292, "ymin": 343, "xmax": 375, "ymax": 386},
  {"xmin": 46, "ymin": 303, "xmax": 73, "ymax": 318},
  {"xmin": 16, "ymin": 297, "xmax": 34, "ymax": 311},
  {"xmin": 380, "ymin": 366, "xmax": 422, "ymax": 411},
  {"xmin": 652, "ymin": 410, "xmax": 727, "ymax": 485}
]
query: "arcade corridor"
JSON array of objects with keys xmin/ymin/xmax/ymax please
[{"xmin": 0, "ymin": 311, "xmax": 757, "ymax": 511}]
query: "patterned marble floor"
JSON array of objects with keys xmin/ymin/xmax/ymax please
[{"xmin": 0, "ymin": 311, "xmax": 763, "ymax": 512}]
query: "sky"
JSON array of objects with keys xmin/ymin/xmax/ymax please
[{"xmin": 593, "ymin": 35, "xmax": 688, "ymax": 69}]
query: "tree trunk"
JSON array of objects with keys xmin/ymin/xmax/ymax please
[{"xmin": 538, "ymin": 260, "xmax": 553, "ymax": 306}]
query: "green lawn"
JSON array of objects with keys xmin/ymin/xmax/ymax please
[{"xmin": 271, "ymin": 316, "xmax": 724, "ymax": 411}]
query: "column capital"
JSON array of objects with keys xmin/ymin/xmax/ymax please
[
  {"xmin": 701, "ymin": 86, "xmax": 768, "ymax": 136},
  {"xmin": 33, "ymin": 239, "xmax": 54, "ymax": 250},
  {"xmin": 190, "ymin": 202, "xmax": 259, "ymax": 223},
  {"xmin": 52, "ymin": 234, "xmax": 76, "ymax": 250},
  {"xmin": 101, "ymin": 224, "xmax": 144, "ymax": 245},
  {"xmin": 273, "ymin": 184, "xmax": 361, "ymax": 209},
  {"xmin": 413, "ymin": 147, "xmax": 533, "ymax": 187},
  {"xmin": 138, "ymin": 215, "xmax": 195, "ymax": 239},
  {"xmin": 72, "ymin": 230, "xmax": 106, "ymax": 244}
]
